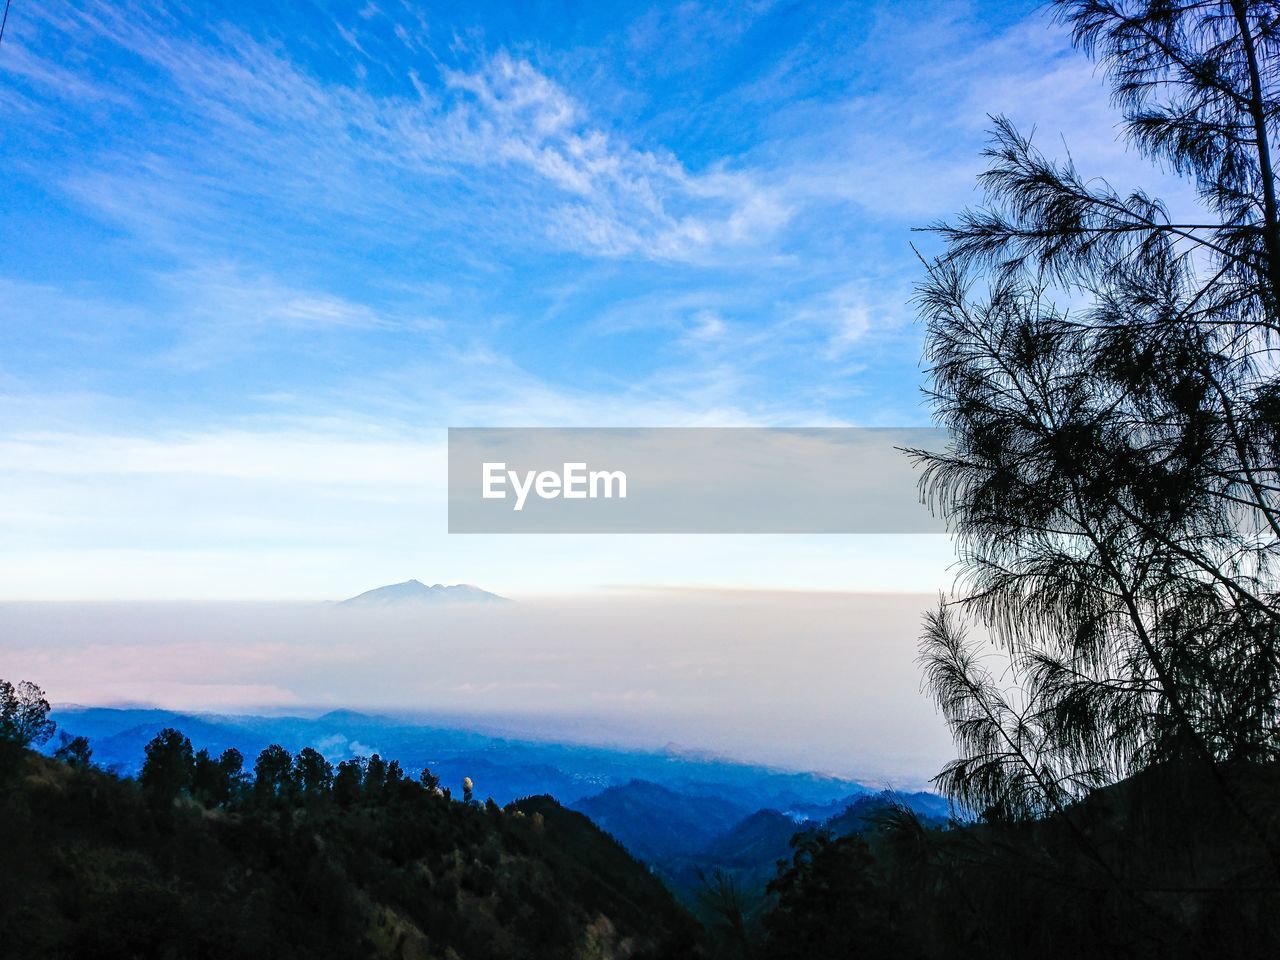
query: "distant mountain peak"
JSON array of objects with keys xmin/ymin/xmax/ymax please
[{"xmin": 338, "ymin": 580, "xmax": 509, "ymax": 606}]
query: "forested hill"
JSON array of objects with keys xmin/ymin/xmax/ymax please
[
  {"xmin": 757, "ymin": 761, "xmax": 1280, "ymax": 960},
  {"xmin": 0, "ymin": 747, "xmax": 700, "ymax": 960}
]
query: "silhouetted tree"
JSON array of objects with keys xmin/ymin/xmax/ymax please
[
  {"xmin": 191, "ymin": 748, "xmax": 218, "ymax": 800},
  {"xmin": 334, "ymin": 758, "xmax": 364, "ymax": 808},
  {"xmin": 191, "ymin": 746, "xmax": 245, "ymax": 806},
  {"xmin": 53, "ymin": 732, "xmax": 93, "ymax": 768},
  {"xmin": 253, "ymin": 744, "xmax": 296, "ymax": 804},
  {"xmin": 763, "ymin": 832, "xmax": 890, "ymax": 960},
  {"xmin": 697, "ymin": 869, "xmax": 752, "ymax": 956},
  {"xmin": 364, "ymin": 753, "xmax": 387, "ymax": 801},
  {"xmin": 0, "ymin": 679, "xmax": 56, "ymax": 768},
  {"xmin": 912, "ymin": 0, "xmax": 1280, "ymax": 865},
  {"xmin": 219, "ymin": 747, "xmax": 246, "ymax": 799},
  {"xmin": 294, "ymin": 746, "xmax": 333, "ymax": 796},
  {"xmin": 139, "ymin": 728, "xmax": 194, "ymax": 809},
  {"xmin": 420, "ymin": 765, "xmax": 440, "ymax": 793}
]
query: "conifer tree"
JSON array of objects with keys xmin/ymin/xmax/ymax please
[{"xmin": 914, "ymin": 2, "xmax": 1280, "ymax": 860}]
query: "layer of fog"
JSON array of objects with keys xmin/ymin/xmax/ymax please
[{"xmin": 0, "ymin": 591, "xmax": 954, "ymax": 785}]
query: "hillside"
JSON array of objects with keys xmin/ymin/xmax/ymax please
[
  {"xmin": 0, "ymin": 750, "xmax": 699, "ymax": 960},
  {"xmin": 700, "ymin": 809, "xmax": 801, "ymax": 867},
  {"xmin": 569, "ymin": 780, "xmax": 753, "ymax": 861}
]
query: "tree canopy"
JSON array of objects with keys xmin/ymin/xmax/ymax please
[{"xmin": 0, "ymin": 680, "xmax": 56, "ymax": 751}]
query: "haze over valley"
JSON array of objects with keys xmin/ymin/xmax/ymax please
[{"xmin": 0, "ymin": 587, "xmax": 951, "ymax": 785}]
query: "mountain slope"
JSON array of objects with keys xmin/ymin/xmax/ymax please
[
  {"xmin": 570, "ymin": 780, "xmax": 753, "ymax": 861},
  {"xmin": 700, "ymin": 809, "xmax": 803, "ymax": 867}
]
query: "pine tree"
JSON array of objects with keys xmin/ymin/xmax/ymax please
[{"xmin": 914, "ymin": 0, "xmax": 1280, "ymax": 865}]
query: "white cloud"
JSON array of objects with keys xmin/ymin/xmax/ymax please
[
  {"xmin": 680, "ymin": 310, "xmax": 728, "ymax": 345},
  {"xmin": 13, "ymin": 4, "xmax": 790, "ymax": 263}
]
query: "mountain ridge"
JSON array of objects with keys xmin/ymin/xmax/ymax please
[{"xmin": 48, "ymin": 706, "xmax": 881, "ymax": 809}]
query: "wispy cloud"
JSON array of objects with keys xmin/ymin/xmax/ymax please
[{"xmin": 11, "ymin": 3, "xmax": 789, "ymax": 264}]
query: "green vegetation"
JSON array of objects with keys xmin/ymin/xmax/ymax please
[
  {"xmin": 0, "ymin": 682, "xmax": 699, "ymax": 960},
  {"xmin": 0, "ymin": 679, "xmax": 56, "ymax": 770}
]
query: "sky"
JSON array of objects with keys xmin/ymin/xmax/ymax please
[
  {"xmin": 0, "ymin": 0, "xmax": 1200, "ymax": 775},
  {"xmin": 0, "ymin": 0, "xmax": 1173, "ymax": 600}
]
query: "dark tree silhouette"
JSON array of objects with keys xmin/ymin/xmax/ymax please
[
  {"xmin": 763, "ymin": 831, "xmax": 889, "ymax": 960},
  {"xmin": 912, "ymin": 0, "xmax": 1280, "ymax": 849},
  {"xmin": 253, "ymin": 744, "xmax": 296, "ymax": 804},
  {"xmin": 218, "ymin": 747, "xmax": 245, "ymax": 795},
  {"xmin": 420, "ymin": 765, "xmax": 441, "ymax": 793},
  {"xmin": 294, "ymin": 746, "xmax": 333, "ymax": 796},
  {"xmin": 53, "ymin": 732, "xmax": 93, "ymax": 768},
  {"xmin": 363, "ymin": 753, "xmax": 387, "ymax": 801},
  {"xmin": 334, "ymin": 757, "xmax": 364, "ymax": 808},
  {"xmin": 0, "ymin": 679, "xmax": 56, "ymax": 753},
  {"xmin": 191, "ymin": 746, "xmax": 245, "ymax": 806},
  {"xmin": 139, "ymin": 728, "xmax": 194, "ymax": 809}
]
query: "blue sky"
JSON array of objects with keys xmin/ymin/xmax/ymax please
[{"xmin": 0, "ymin": 0, "xmax": 1157, "ymax": 599}]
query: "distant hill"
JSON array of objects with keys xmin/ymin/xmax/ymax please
[
  {"xmin": 784, "ymin": 787, "xmax": 949, "ymax": 824},
  {"xmin": 49, "ymin": 706, "xmax": 875, "ymax": 810},
  {"xmin": 338, "ymin": 579, "xmax": 508, "ymax": 606},
  {"xmin": 569, "ymin": 779, "xmax": 754, "ymax": 861},
  {"xmin": 700, "ymin": 808, "xmax": 801, "ymax": 867},
  {"xmin": 824, "ymin": 791, "xmax": 950, "ymax": 833}
]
